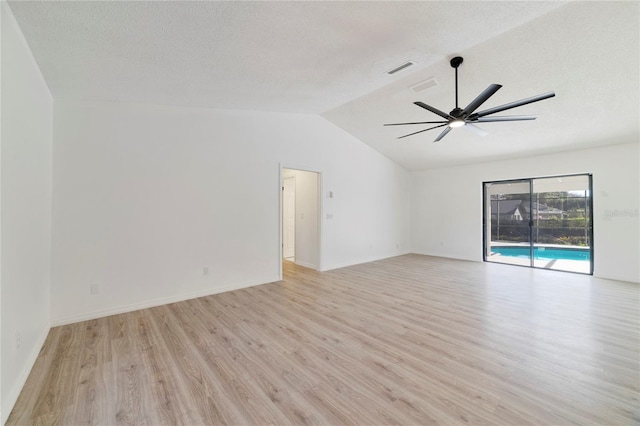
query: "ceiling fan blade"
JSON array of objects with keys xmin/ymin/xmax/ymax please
[
  {"xmin": 472, "ymin": 91, "xmax": 555, "ymax": 118},
  {"xmin": 461, "ymin": 84, "xmax": 502, "ymax": 116},
  {"xmin": 434, "ymin": 126, "xmax": 453, "ymax": 142},
  {"xmin": 414, "ymin": 102, "xmax": 453, "ymax": 120},
  {"xmin": 384, "ymin": 120, "xmax": 448, "ymax": 126},
  {"xmin": 464, "ymin": 123, "xmax": 488, "ymax": 137},
  {"xmin": 474, "ymin": 115, "xmax": 537, "ymax": 122},
  {"xmin": 397, "ymin": 123, "xmax": 449, "ymax": 139}
]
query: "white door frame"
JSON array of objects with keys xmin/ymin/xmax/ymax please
[{"xmin": 278, "ymin": 163, "xmax": 323, "ymax": 280}]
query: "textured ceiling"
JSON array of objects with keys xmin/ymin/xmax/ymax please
[
  {"xmin": 7, "ymin": 1, "xmax": 566, "ymax": 113},
  {"xmin": 7, "ymin": 1, "xmax": 640, "ymax": 170}
]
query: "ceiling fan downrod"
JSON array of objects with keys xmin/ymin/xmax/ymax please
[{"xmin": 450, "ymin": 56, "xmax": 464, "ymax": 116}]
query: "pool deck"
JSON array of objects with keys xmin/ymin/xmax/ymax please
[
  {"xmin": 486, "ymin": 254, "xmax": 591, "ymax": 273},
  {"xmin": 487, "ymin": 242, "xmax": 591, "ymax": 274}
]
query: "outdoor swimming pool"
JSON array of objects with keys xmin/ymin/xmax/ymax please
[{"xmin": 491, "ymin": 246, "xmax": 591, "ymax": 261}]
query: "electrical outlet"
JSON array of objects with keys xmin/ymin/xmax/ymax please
[
  {"xmin": 203, "ymin": 267, "xmax": 209, "ymax": 276},
  {"xmin": 90, "ymin": 284, "xmax": 100, "ymax": 295},
  {"xmin": 15, "ymin": 329, "xmax": 21, "ymax": 349}
]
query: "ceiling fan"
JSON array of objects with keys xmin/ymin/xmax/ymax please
[{"xmin": 384, "ymin": 56, "xmax": 555, "ymax": 142}]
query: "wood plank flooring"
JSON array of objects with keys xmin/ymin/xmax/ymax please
[{"xmin": 7, "ymin": 254, "xmax": 640, "ymax": 425}]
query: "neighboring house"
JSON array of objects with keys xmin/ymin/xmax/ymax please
[
  {"xmin": 491, "ymin": 199, "xmax": 565, "ymax": 221},
  {"xmin": 490, "ymin": 199, "xmax": 527, "ymax": 221},
  {"xmin": 522, "ymin": 200, "xmax": 566, "ymax": 220}
]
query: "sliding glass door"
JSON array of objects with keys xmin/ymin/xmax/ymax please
[{"xmin": 483, "ymin": 174, "xmax": 593, "ymax": 274}]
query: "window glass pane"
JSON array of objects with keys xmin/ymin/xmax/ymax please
[
  {"xmin": 532, "ymin": 176, "xmax": 591, "ymax": 273},
  {"xmin": 485, "ymin": 180, "xmax": 532, "ymax": 267}
]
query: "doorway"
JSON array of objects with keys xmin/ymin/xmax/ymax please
[
  {"xmin": 280, "ymin": 167, "xmax": 321, "ymax": 275},
  {"xmin": 483, "ymin": 174, "xmax": 593, "ymax": 274}
]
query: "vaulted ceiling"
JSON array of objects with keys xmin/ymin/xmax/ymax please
[{"xmin": 8, "ymin": 1, "xmax": 639, "ymax": 170}]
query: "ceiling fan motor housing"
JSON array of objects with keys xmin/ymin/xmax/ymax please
[{"xmin": 450, "ymin": 107, "xmax": 464, "ymax": 118}]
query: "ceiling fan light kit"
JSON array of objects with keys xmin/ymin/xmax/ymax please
[{"xmin": 384, "ymin": 56, "xmax": 555, "ymax": 142}]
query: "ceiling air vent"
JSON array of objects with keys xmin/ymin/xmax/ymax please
[
  {"xmin": 386, "ymin": 61, "xmax": 416, "ymax": 75},
  {"xmin": 410, "ymin": 77, "xmax": 438, "ymax": 93}
]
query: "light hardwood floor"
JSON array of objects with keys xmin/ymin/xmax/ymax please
[{"xmin": 8, "ymin": 254, "xmax": 640, "ymax": 425}]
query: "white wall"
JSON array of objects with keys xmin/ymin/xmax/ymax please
[
  {"xmin": 51, "ymin": 100, "xmax": 411, "ymax": 325},
  {"xmin": 411, "ymin": 142, "xmax": 640, "ymax": 283},
  {"xmin": 0, "ymin": 3, "xmax": 53, "ymax": 423}
]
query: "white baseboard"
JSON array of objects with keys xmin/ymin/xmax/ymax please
[
  {"xmin": 2, "ymin": 323, "xmax": 51, "ymax": 425},
  {"xmin": 51, "ymin": 276, "xmax": 280, "ymax": 327},
  {"xmin": 593, "ymin": 271, "xmax": 640, "ymax": 284},
  {"xmin": 322, "ymin": 251, "xmax": 411, "ymax": 271},
  {"xmin": 293, "ymin": 260, "xmax": 317, "ymax": 269},
  {"xmin": 410, "ymin": 250, "xmax": 479, "ymax": 263}
]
